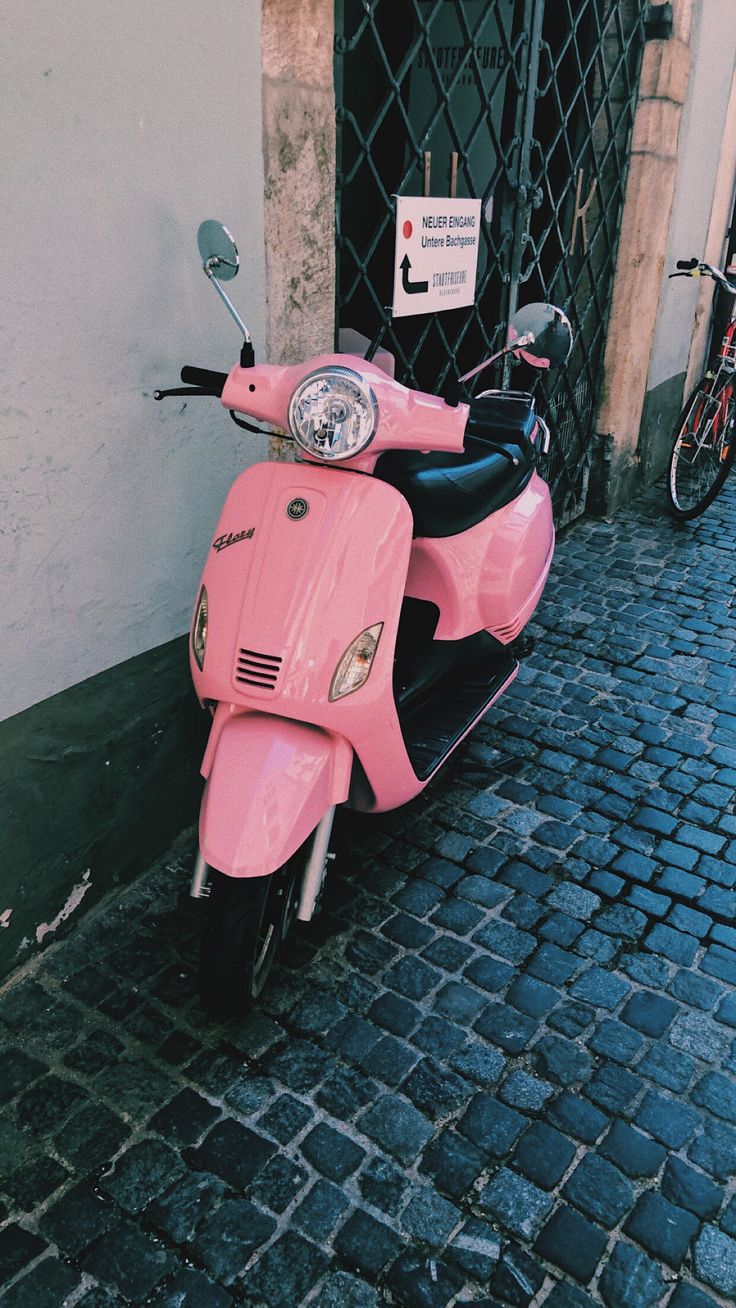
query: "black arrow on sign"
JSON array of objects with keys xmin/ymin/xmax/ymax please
[{"xmin": 400, "ymin": 254, "xmax": 429, "ymax": 295}]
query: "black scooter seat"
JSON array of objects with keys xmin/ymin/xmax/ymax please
[{"xmin": 374, "ymin": 393, "xmax": 537, "ymax": 538}]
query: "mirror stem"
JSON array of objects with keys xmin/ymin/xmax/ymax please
[{"xmin": 205, "ymin": 265, "xmax": 252, "ymax": 343}]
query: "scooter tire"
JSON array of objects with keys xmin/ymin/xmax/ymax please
[{"xmin": 198, "ymin": 860, "xmax": 297, "ymax": 1017}]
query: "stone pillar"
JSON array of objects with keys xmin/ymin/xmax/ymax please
[
  {"xmin": 588, "ymin": 0, "xmax": 692, "ymax": 515},
  {"xmin": 261, "ymin": 0, "xmax": 336, "ymax": 357}
]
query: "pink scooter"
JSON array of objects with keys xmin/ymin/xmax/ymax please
[{"xmin": 155, "ymin": 220, "xmax": 572, "ymax": 1014}]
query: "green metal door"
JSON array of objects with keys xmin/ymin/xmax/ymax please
[{"xmin": 334, "ymin": 0, "xmax": 647, "ymax": 523}]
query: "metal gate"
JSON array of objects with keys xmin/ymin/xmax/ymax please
[{"xmin": 334, "ymin": 0, "xmax": 647, "ymax": 523}]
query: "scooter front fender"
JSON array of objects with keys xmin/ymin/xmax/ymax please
[{"xmin": 199, "ymin": 711, "xmax": 352, "ymax": 877}]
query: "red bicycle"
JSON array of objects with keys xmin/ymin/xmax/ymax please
[{"xmin": 666, "ymin": 258, "xmax": 736, "ymax": 520}]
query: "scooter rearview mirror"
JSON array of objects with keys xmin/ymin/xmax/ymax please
[
  {"xmin": 508, "ymin": 303, "xmax": 573, "ymax": 369},
  {"xmin": 196, "ymin": 219, "xmax": 253, "ymax": 358},
  {"xmin": 197, "ymin": 219, "xmax": 240, "ymax": 281}
]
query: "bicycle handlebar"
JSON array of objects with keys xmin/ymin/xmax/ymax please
[{"xmin": 670, "ymin": 259, "xmax": 736, "ymax": 294}]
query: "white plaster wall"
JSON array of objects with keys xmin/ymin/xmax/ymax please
[
  {"xmin": 1, "ymin": 1, "xmax": 268, "ymax": 721},
  {"xmin": 647, "ymin": 0, "xmax": 736, "ymax": 392}
]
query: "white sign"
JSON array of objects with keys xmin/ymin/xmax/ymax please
[{"xmin": 392, "ymin": 196, "xmax": 482, "ymax": 318}]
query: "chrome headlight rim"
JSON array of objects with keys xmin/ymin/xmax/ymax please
[{"xmin": 287, "ymin": 365, "xmax": 378, "ymax": 463}]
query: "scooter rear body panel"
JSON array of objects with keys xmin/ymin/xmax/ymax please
[{"xmin": 405, "ymin": 470, "xmax": 555, "ymax": 641}]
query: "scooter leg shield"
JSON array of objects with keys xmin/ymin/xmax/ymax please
[{"xmin": 199, "ymin": 713, "xmax": 352, "ymax": 877}]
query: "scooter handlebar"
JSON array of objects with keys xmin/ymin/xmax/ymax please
[{"xmin": 181, "ymin": 365, "xmax": 229, "ymax": 394}]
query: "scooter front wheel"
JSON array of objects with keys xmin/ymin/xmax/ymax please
[{"xmin": 198, "ymin": 857, "xmax": 298, "ymax": 1017}]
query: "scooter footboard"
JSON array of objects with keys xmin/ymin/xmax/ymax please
[{"xmin": 200, "ymin": 712, "xmax": 352, "ymax": 877}]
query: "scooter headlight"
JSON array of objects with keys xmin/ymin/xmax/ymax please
[
  {"xmin": 192, "ymin": 585, "xmax": 208, "ymax": 670},
  {"xmin": 329, "ymin": 624, "xmax": 383, "ymax": 700},
  {"xmin": 288, "ymin": 367, "xmax": 378, "ymax": 461}
]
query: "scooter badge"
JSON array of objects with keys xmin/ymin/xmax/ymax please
[{"xmin": 286, "ymin": 498, "xmax": 309, "ymax": 520}]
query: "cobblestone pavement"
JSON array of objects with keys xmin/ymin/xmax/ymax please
[{"xmin": 2, "ymin": 477, "xmax": 736, "ymax": 1308}]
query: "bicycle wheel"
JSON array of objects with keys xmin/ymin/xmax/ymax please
[{"xmin": 667, "ymin": 375, "xmax": 736, "ymax": 519}]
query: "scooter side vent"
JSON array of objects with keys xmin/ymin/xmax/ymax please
[{"xmin": 235, "ymin": 648, "xmax": 283, "ymax": 690}]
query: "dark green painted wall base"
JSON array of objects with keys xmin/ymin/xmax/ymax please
[
  {"xmin": 587, "ymin": 372, "xmax": 687, "ymax": 516},
  {"xmin": 0, "ymin": 636, "xmax": 208, "ymax": 981}
]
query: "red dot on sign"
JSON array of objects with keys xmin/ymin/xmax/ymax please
[{"xmin": 403, "ymin": 220, "xmax": 413, "ymax": 239}]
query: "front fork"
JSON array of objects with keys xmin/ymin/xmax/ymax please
[{"xmin": 189, "ymin": 804, "xmax": 337, "ymax": 919}]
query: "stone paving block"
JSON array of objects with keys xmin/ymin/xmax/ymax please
[
  {"xmin": 512, "ymin": 1120, "xmax": 576, "ymax": 1190},
  {"xmin": 668, "ymin": 1285, "xmax": 720, "ymax": 1308},
  {"xmin": 334, "ymin": 1209, "xmax": 402, "ymax": 1276},
  {"xmin": 598, "ymin": 1241, "xmax": 665, "ymax": 1308},
  {"xmin": 588, "ymin": 1018, "xmax": 643, "ymax": 1064},
  {"xmin": 430, "ymin": 897, "xmax": 483, "ymax": 935},
  {"xmin": 361, "ymin": 1033, "xmax": 418, "ymax": 1085},
  {"xmin": 189, "ymin": 1200, "xmax": 276, "ymax": 1281},
  {"xmin": 532, "ymin": 1033, "xmax": 593, "ymax": 1087},
  {"xmin": 240, "ymin": 1230, "xmax": 331, "ymax": 1305},
  {"xmin": 257, "ymin": 1093, "xmax": 312, "ymax": 1144},
  {"xmin": 148, "ymin": 1267, "xmax": 233, "ymax": 1307},
  {"xmin": 688, "ymin": 1116, "xmax": 736, "ymax": 1181},
  {"xmin": 100, "ymin": 1138, "xmax": 186, "ymax": 1214},
  {"xmin": 401, "ymin": 1187, "xmax": 461, "ymax": 1246},
  {"xmin": 693, "ymin": 1226, "xmax": 736, "ymax": 1298},
  {"xmin": 294, "ymin": 1179, "xmax": 349, "ymax": 1241},
  {"xmin": 691, "ymin": 1070, "xmax": 736, "ymax": 1123},
  {"xmin": 489, "ymin": 1241, "xmax": 546, "ymax": 1304},
  {"xmin": 368, "ymin": 991, "xmax": 420, "ymax": 1036},
  {"xmin": 564, "ymin": 1153, "xmax": 633, "ymax": 1229},
  {"xmin": 548, "ymin": 1091, "xmax": 608, "ymax": 1143},
  {"xmin": 472, "ymin": 919, "xmax": 536, "ymax": 964},
  {"xmin": 358, "ymin": 1094, "xmax": 433, "ymax": 1164},
  {"xmin": 661, "ymin": 1155, "xmax": 722, "ymax": 1219},
  {"xmin": 458, "ymin": 1093, "xmax": 526, "ymax": 1156},
  {"xmin": 148, "ymin": 1088, "xmax": 221, "ymax": 1145},
  {"xmin": 421, "ymin": 937, "xmax": 473, "ymax": 973},
  {"xmin": 357, "ymin": 1155, "xmax": 411, "ymax": 1216},
  {"xmin": 462, "ymin": 954, "xmax": 515, "ymax": 992},
  {"xmin": 0, "ymin": 1049, "xmax": 48, "ymax": 1105},
  {"xmin": 545, "ymin": 1283, "xmax": 598, "ymax": 1308},
  {"xmin": 315, "ymin": 1065, "xmax": 378, "ymax": 1120},
  {"xmin": 669, "ymin": 1011, "xmax": 732, "ymax": 1063},
  {"xmin": 186, "ymin": 1119, "xmax": 277, "ymax": 1191},
  {"xmin": 412, "ymin": 1015, "xmax": 465, "ymax": 1059},
  {"xmin": 478, "ymin": 1167, "xmax": 553, "ymax": 1239},
  {"xmin": 247, "ymin": 1155, "xmax": 308, "ymax": 1213},
  {"xmin": 419, "ymin": 1128, "xmax": 485, "ymax": 1200},
  {"xmin": 449, "ymin": 1039, "xmax": 505, "ymax": 1087},
  {"xmin": 53, "ymin": 1100, "xmax": 130, "ymax": 1172},
  {"xmin": 318, "ymin": 1271, "xmax": 381, "ymax": 1308},
  {"xmin": 598, "ymin": 1120, "xmax": 666, "ymax": 1178},
  {"xmin": 635, "ymin": 1089, "xmax": 700, "ymax": 1149},
  {"xmin": 621, "ymin": 990, "xmax": 679, "ymax": 1037},
  {"xmin": 0, "ymin": 1256, "xmax": 83, "ymax": 1308},
  {"xmin": 300, "ymin": 1121, "xmax": 366, "ymax": 1182},
  {"xmin": 585, "ymin": 1062, "xmax": 642, "ymax": 1114},
  {"xmin": 473, "ymin": 1001, "xmax": 538, "ymax": 1052},
  {"xmin": 0, "ymin": 1223, "xmax": 48, "ymax": 1284},
  {"xmin": 569, "ymin": 966, "xmax": 631, "ymax": 1010},
  {"xmin": 81, "ymin": 1218, "xmax": 176, "ymax": 1300},
  {"xmin": 533, "ymin": 1204, "xmax": 608, "ymax": 1284},
  {"xmin": 147, "ymin": 1172, "xmax": 228, "ymax": 1244},
  {"xmin": 4, "ymin": 1156, "xmax": 68, "ymax": 1213},
  {"xmin": 624, "ymin": 1191, "xmax": 699, "ymax": 1269}
]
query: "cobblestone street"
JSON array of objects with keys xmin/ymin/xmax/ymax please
[{"xmin": 2, "ymin": 477, "xmax": 736, "ymax": 1307}]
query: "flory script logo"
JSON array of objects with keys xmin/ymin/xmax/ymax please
[{"xmin": 212, "ymin": 527, "xmax": 256, "ymax": 553}]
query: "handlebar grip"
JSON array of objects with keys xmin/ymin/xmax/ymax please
[
  {"xmin": 676, "ymin": 258, "xmax": 699, "ymax": 271},
  {"xmin": 181, "ymin": 365, "xmax": 229, "ymax": 393}
]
